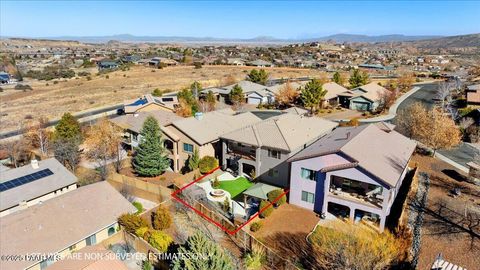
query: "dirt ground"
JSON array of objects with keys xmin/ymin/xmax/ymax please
[
  {"xmin": 411, "ymin": 154, "xmax": 480, "ymax": 269},
  {"xmin": 0, "ymin": 65, "xmax": 323, "ymax": 131}
]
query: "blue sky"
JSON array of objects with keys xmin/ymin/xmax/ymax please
[{"xmin": 1, "ymin": 1, "xmax": 479, "ymax": 38}]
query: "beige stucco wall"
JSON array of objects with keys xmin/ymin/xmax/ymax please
[{"xmin": 0, "ymin": 184, "xmax": 77, "ymax": 217}]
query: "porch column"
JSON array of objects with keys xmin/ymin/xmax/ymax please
[
  {"xmin": 379, "ymin": 216, "xmax": 386, "ymax": 232},
  {"xmin": 322, "ymin": 173, "xmax": 331, "ymax": 215},
  {"xmin": 221, "ymin": 140, "xmax": 227, "ymax": 170},
  {"xmin": 349, "ymin": 207, "xmax": 355, "ymax": 222}
]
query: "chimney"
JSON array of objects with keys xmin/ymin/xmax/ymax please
[
  {"xmin": 31, "ymin": 159, "xmax": 39, "ymax": 169},
  {"xmin": 194, "ymin": 112, "xmax": 204, "ymax": 120}
]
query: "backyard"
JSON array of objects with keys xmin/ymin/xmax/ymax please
[{"xmin": 218, "ymin": 176, "xmax": 253, "ymax": 199}]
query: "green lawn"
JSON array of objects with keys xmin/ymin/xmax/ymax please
[{"xmin": 218, "ymin": 177, "xmax": 253, "ymax": 199}]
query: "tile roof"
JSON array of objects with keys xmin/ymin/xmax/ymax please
[
  {"xmin": 110, "ymin": 110, "xmax": 182, "ymax": 141},
  {"xmin": 289, "ymin": 124, "xmax": 416, "ymax": 187},
  {"xmin": 221, "ymin": 114, "xmax": 338, "ymax": 152},
  {"xmin": 169, "ymin": 109, "xmax": 262, "ymax": 145},
  {"xmin": 0, "ymin": 181, "xmax": 136, "ymax": 270},
  {"xmin": 0, "ymin": 158, "xmax": 77, "ymax": 211},
  {"xmin": 47, "ymin": 245, "xmax": 129, "ymax": 270},
  {"xmin": 322, "ymin": 82, "xmax": 349, "ymax": 100},
  {"xmin": 351, "ymin": 82, "xmax": 388, "ymax": 102}
]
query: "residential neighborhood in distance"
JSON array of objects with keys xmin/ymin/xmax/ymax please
[{"xmin": 0, "ymin": 1, "xmax": 479, "ymax": 270}]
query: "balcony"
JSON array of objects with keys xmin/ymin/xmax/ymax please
[
  {"xmin": 226, "ymin": 144, "xmax": 256, "ymax": 161},
  {"xmin": 329, "ymin": 176, "xmax": 384, "ymax": 209}
]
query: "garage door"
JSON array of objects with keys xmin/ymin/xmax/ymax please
[{"xmin": 247, "ymin": 97, "xmax": 262, "ymax": 105}]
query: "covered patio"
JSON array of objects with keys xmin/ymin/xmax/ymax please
[{"xmin": 242, "ymin": 182, "xmax": 281, "ymax": 218}]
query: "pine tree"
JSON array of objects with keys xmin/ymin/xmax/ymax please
[
  {"xmin": 332, "ymin": 71, "xmax": 345, "ymax": 86},
  {"xmin": 187, "ymin": 147, "xmax": 200, "ymax": 171},
  {"xmin": 229, "ymin": 84, "xmax": 244, "ymax": 108},
  {"xmin": 301, "ymin": 79, "xmax": 327, "ymax": 113},
  {"xmin": 132, "ymin": 116, "xmax": 169, "ymax": 176},
  {"xmin": 349, "ymin": 69, "xmax": 369, "ymax": 89},
  {"xmin": 246, "ymin": 69, "xmax": 269, "ymax": 85},
  {"xmin": 54, "ymin": 112, "xmax": 82, "ymax": 141},
  {"xmin": 171, "ymin": 231, "xmax": 235, "ymax": 270}
]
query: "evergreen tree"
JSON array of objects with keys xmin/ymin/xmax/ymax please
[
  {"xmin": 349, "ymin": 69, "xmax": 369, "ymax": 89},
  {"xmin": 54, "ymin": 112, "xmax": 82, "ymax": 141},
  {"xmin": 246, "ymin": 69, "xmax": 269, "ymax": 85},
  {"xmin": 229, "ymin": 84, "xmax": 244, "ymax": 108},
  {"xmin": 206, "ymin": 90, "xmax": 216, "ymax": 111},
  {"xmin": 332, "ymin": 71, "xmax": 345, "ymax": 85},
  {"xmin": 301, "ymin": 79, "xmax": 327, "ymax": 113},
  {"xmin": 132, "ymin": 116, "xmax": 169, "ymax": 176},
  {"xmin": 171, "ymin": 231, "xmax": 235, "ymax": 270},
  {"xmin": 177, "ymin": 87, "xmax": 199, "ymax": 115},
  {"xmin": 187, "ymin": 147, "xmax": 200, "ymax": 171}
]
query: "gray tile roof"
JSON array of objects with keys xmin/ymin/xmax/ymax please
[
  {"xmin": 0, "ymin": 181, "xmax": 136, "ymax": 270},
  {"xmin": 169, "ymin": 109, "xmax": 262, "ymax": 145},
  {"xmin": 289, "ymin": 124, "xmax": 417, "ymax": 187},
  {"xmin": 110, "ymin": 110, "xmax": 182, "ymax": 141},
  {"xmin": 221, "ymin": 114, "xmax": 338, "ymax": 152},
  {"xmin": 322, "ymin": 82, "xmax": 349, "ymax": 100},
  {"xmin": 0, "ymin": 158, "xmax": 77, "ymax": 211}
]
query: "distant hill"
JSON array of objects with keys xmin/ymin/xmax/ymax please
[
  {"xmin": 3, "ymin": 33, "xmax": 479, "ymax": 45},
  {"xmin": 404, "ymin": 33, "xmax": 480, "ymax": 48}
]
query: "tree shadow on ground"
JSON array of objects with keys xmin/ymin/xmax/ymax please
[{"xmin": 261, "ymin": 232, "xmax": 321, "ymax": 269}]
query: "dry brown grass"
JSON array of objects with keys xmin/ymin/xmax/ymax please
[{"xmin": 0, "ymin": 65, "xmax": 323, "ymax": 131}]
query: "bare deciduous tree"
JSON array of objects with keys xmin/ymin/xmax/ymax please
[
  {"xmin": 53, "ymin": 138, "xmax": 81, "ymax": 173},
  {"xmin": 25, "ymin": 117, "xmax": 51, "ymax": 157},
  {"xmin": 275, "ymin": 81, "xmax": 299, "ymax": 108}
]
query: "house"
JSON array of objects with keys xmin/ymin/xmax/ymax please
[
  {"xmin": 322, "ymin": 82, "xmax": 349, "ymax": 106},
  {"xmin": 148, "ymin": 57, "xmax": 178, "ymax": 67},
  {"xmin": 97, "ymin": 60, "xmax": 119, "ymax": 71},
  {"xmin": 122, "ymin": 94, "xmax": 178, "ymax": 114},
  {"xmin": 0, "ymin": 181, "xmax": 136, "ymax": 270},
  {"xmin": 288, "ymin": 124, "xmax": 416, "ymax": 231},
  {"xmin": 164, "ymin": 109, "xmax": 262, "ymax": 171},
  {"xmin": 110, "ymin": 110, "xmax": 182, "ymax": 171},
  {"xmin": 227, "ymin": 58, "xmax": 246, "ymax": 66},
  {"xmin": 121, "ymin": 55, "xmax": 141, "ymax": 63},
  {"xmin": 0, "ymin": 158, "xmax": 77, "ymax": 217},
  {"xmin": 221, "ymin": 113, "xmax": 338, "ymax": 187},
  {"xmin": 466, "ymin": 84, "xmax": 480, "ymax": 106},
  {"xmin": 340, "ymin": 82, "xmax": 389, "ymax": 111},
  {"xmin": 247, "ymin": 59, "xmax": 274, "ymax": 67},
  {"xmin": 47, "ymin": 245, "xmax": 129, "ymax": 270},
  {"xmin": 203, "ymin": 81, "xmax": 275, "ymax": 105}
]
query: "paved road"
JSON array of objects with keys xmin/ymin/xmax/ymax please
[
  {"xmin": 0, "ymin": 104, "xmax": 123, "ymax": 140},
  {"xmin": 394, "ymin": 82, "xmax": 475, "ymax": 171}
]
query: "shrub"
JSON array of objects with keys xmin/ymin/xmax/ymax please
[
  {"xmin": 86, "ymin": 76, "xmax": 92, "ymax": 81},
  {"xmin": 244, "ymin": 248, "xmax": 266, "ymax": 270},
  {"xmin": 132, "ymin": 201, "xmax": 144, "ymax": 214},
  {"xmin": 14, "ymin": 84, "xmax": 32, "ymax": 91},
  {"xmin": 105, "ymin": 75, "xmax": 109, "ymax": 79},
  {"xmin": 199, "ymin": 156, "xmax": 218, "ymax": 174},
  {"xmin": 194, "ymin": 62, "xmax": 202, "ymax": 69},
  {"xmin": 135, "ymin": 226, "xmax": 149, "ymax": 238},
  {"xmin": 212, "ymin": 177, "xmax": 220, "ymax": 188},
  {"xmin": 145, "ymin": 230, "xmax": 173, "ymax": 252},
  {"xmin": 267, "ymin": 189, "xmax": 286, "ymax": 206},
  {"xmin": 152, "ymin": 206, "xmax": 172, "ymax": 230},
  {"xmin": 118, "ymin": 213, "xmax": 149, "ymax": 234},
  {"xmin": 250, "ymin": 221, "xmax": 262, "ymax": 232},
  {"xmin": 259, "ymin": 200, "xmax": 273, "ymax": 218},
  {"xmin": 152, "ymin": 88, "xmax": 163, "ymax": 97}
]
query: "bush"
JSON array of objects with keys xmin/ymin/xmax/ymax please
[
  {"xmin": 194, "ymin": 62, "xmax": 202, "ymax": 69},
  {"xmin": 199, "ymin": 156, "xmax": 218, "ymax": 174},
  {"xmin": 244, "ymin": 248, "xmax": 266, "ymax": 270},
  {"xmin": 86, "ymin": 76, "xmax": 92, "ymax": 81},
  {"xmin": 132, "ymin": 201, "xmax": 144, "ymax": 214},
  {"xmin": 152, "ymin": 88, "xmax": 163, "ymax": 97},
  {"xmin": 135, "ymin": 226, "xmax": 149, "ymax": 238},
  {"xmin": 267, "ymin": 189, "xmax": 286, "ymax": 206},
  {"xmin": 146, "ymin": 230, "xmax": 173, "ymax": 252},
  {"xmin": 250, "ymin": 221, "xmax": 263, "ymax": 232},
  {"xmin": 259, "ymin": 200, "xmax": 273, "ymax": 218},
  {"xmin": 152, "ymin": 206, "xmax": 172, "ymax": 230},
  {"xmin": 77, "ymin": 71, "xmax": 90, "ymax": 77},
  {"xmin": 118, "ymin": 213, "xmax": 149, "ymax": 234},
  {"xmin": 14, "ymin": 84, "xmax": 33, "ymax": 91},
  {"xmin": 212, "ymin": 177, "xmax": 220, "ymax": 188}
]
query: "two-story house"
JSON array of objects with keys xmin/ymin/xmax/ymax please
[
  {"xmin": 288, "ymin": 124, "xmax": 416, "ymax": 231},
  {"xmin": 221, "ymin": 113, "xmax": 338, "ymax": 187}
]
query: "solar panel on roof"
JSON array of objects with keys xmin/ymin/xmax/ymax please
[{"xmin": 0, "ymin": 168, "xmax": 54, "ymax": 192}]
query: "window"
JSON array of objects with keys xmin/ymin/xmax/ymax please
[
  {"xmin": 69, "ymin": 244, "xmax": 77, "ymax": 251},
  {"xmin": 183, "ymin": 143, "xmax": 194, "ymax": 153},
  {"xmin": 301, "ymin": 191, "xmax": 315, "ymax": 204},
  {"xmin": 132, "ymin": 133, "xmax": 138, "ymax": 141},
  {"xmin": 267, "ymin": 169, "xmax": 279, "ymax": 177},
  {"xmin": 268, "ymin": 149, "xmax": 281, "ymax": 159},
  {"xmin": 86, "ymin": 234, "xmax": 97, "ymax": 246},
  {"xmin": 301, "ymin": 168, "xmax": 315, "ymax": 181},
  {"xmin": 108, "ymin": 226, "xmax": 116, "ymax": 236}
]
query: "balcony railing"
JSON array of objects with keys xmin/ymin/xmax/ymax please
[
  {"xmin": 227, "ymin": 148, "xmax": 256, "ymax": 161},
  {"xmin": 329, "ymin": 187, "xmax": 383, "ymax": 209}
]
